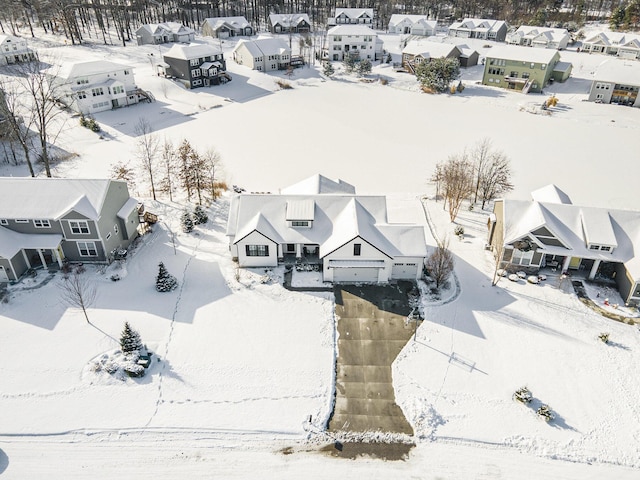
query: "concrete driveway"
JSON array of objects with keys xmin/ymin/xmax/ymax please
[{"xmin": 328, "ymin": 283, "xmax": 415, "ymax": 434}]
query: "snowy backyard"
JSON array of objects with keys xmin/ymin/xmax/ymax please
[{"xmin": 1, "ymin": 26, "xmax": 640, "ymax": 479}]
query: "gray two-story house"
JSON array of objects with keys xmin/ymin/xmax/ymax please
[
  {"xmin": 160, "ymin": 43, "xmax": 230, "ymax": 88},
  {"xmin": 0, "ymin": 178, "xmax": 140, "ymax": 283}
]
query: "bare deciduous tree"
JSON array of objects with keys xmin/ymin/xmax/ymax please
[
  {"xmin": 436, "ymin": 152, "xmax": 474, "ymax": 222},
  {"xmin": 59, "ymin": 272, "xmax": 97, "ymax": 324},
  {"xmin": 135, "ymin": 117, "xmax": 159, "ymax": 200},
  {"xmin": 202, "ymin": 147, "xmax": 222, "ymax": 201},
  {"xmin": 160, "ymin": 138, "xmax": 177, "ymax": 202},
  {"xmin": 0, "ymin": 81, "xmax": 36, "ymax": 176},
  {"xmin": 471, "ymin": 138, "xmax": 514, "ymax": 209},
  {"xmin": 111, "ymin": 160, "xmax": 136, "ymax": 190},
  {"xmin": 425, "ymin": 239, "xmax": 455, "ymax": 289}
]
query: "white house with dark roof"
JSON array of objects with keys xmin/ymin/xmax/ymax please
[
  {"xmin": 506, "ymin": 26, "xmax": 570, "ymax": 50},
  {"xmin": 587, "ymin": 59, "xmax": 640, "ymax": 107},
  {"xmin": 0, "ymin": 34, "xmax": 35, "ymax": 66},
  {"xmin": 581, "ymin": 31, "xmax": 640, "ymax": 60},
  {"xmin": 0, "ymin": 178, "xmax": 140, "ymax": 283},
  {"xmin": 448, "ymin": 18, "xmax": 507, "ymax": 42},
  {"xmin": 268, "ymin": 14, "xmax": 311, "ymax": 33},
  {"xmin": 135, "ymin": 22, "xmax": 195, "ymax": 45},
  {"xmin": 488, "ymin": 185, "xmax": 640, "ymax": 306},
  {"xmin": 47, "ymin": 60, "xmax": 141, "ymax": 114},
  {"xmin": 388, "ymin": 15, "xmax": 437, "ymax": 36},
  {"xmin": 328, "ymin": 8, "xmax": 375, "ymax": 27},
  {"xmin": 201, "ymin": 16, "xmax": 253, "ymax": 38},
  {"xmin": 325, "ymin": 25, "xmax": 383, "ymax": 61},
  {"xmin": 226, "ymin": 175, "xmax": 427, "ymax": 283},
  {"xmin": 232, "ymin": 38, "xmax": 291, "ymax": 72}
]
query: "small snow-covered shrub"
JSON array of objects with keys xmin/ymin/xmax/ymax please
[
  {"xmin": 598, "ymin": 332, "xmax": 610, "ymax": 344},
  {"xmin": 123, "ymin": 362, "xmax": 145, "ymax": 378},
  {"xmin": 454, "ymin": 225, "xmax": 464, "ymax": 237},
  {"xmin": 537, "ymin": 404, "xmax": 555, "ymax": 422},
  {"xmin": 513, "ymin": 386, "xmax": 532, "ymax": 404},
  {"xmin": 193, "ymin": 205, "xmax": 208, "ymax": 225},
  {"xmin": 181, "ymin": 210, "xmax": 194, "ymax": 233}
]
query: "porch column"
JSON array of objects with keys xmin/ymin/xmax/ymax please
[
  {"xmin": 589, "ymin": 259, "xmax": 601, "ymax": 280},
  {"xmin": 21, "ymin": 250, "xmax": 31, "ymax": 268},
  {"xmin": 53, "ymin": 248, "xmax": 63, "ymax": 268},
  {"xmin": 277, "ymin": 244, "xmax": 283, "ymax": 259},
  {"xmin": 37, "ymin": 249, "xmax": 47, "ymax": 269},
  {"xmin": 295, "ymin": 244, "xmax": 302, "ymax": 258},
  {"xmin": 562, "ymin": 256, "xmax": 571, "ymax": 273}
]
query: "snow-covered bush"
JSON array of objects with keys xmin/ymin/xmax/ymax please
[
  {"xmin": 193, "ymin": 205, "xmax": 208, "ymax": 225},
  {"xmin": 156, "ymin": 262, "xmax": 178, "ymax": 292},
  {"xmin": 537, "ymin": 404, "xmax": 555, "ymax": 421},
  {"xmin": 454, "ymin": 225, "xmax": 464, "ymax": 237},
  {"xmin": 513, "ymin": 386, "xmax": 532, "ymax": 404},
  {"xmin": 181, "ymin": 210, "xmax": 194, "ymax": 233},
  {"xmin": 598, "ymin": 332, "xmax": 610, "ymax": 344}
]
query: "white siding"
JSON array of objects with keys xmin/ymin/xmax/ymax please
[
  {"xmin": 391, "ymin": 257, "xmax": 423, "ymax": 280},
  {"xmin": 235, "ymin": 230, "xmax": 278, "ymax": 267},
  {"xmin": 323, "ymin": 237, "xmax": 390, "ymax": 282}
]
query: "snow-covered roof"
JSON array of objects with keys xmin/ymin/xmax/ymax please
[
  {"xmin": 450, "ymin": 18, "xmax": 506, "ymax": 32},
  {"xmin": 203, "ymin": 16, "xmax": 251, "ymax": 30},
  {"xmin": 403, "ymin": 40, "xmax": 459, "ymax": 58},
  {"xmin": 388, "ymin": 15, "xmax": 436, "ymax": 28},
  {"xmin": 280, "ymin": 174, "xmax": 356, "ymax": 195},
  {"xmin": 233, "ymin": 38, "xmax": 290, "ymax": 57},
  {"xmin": 333, "ymin": 8, "xmax": 374, "ymax": 19},
  {"xmin": 512, "ymin": 25, "xmax": 568, "ymax": 40},
  {"xmin": 501, "ymin": 189, "xmax": 640, "ymax": 280},
  {"xmin": 531, "ymin": 184, "xmax": 572, "ymax": 204},
  {"xmin": 164, "ymin": 43, "xmax": 222, "ymax": 60},
  {"xmin": 53, "ymin": 60, "xmax": 134, "ymax": 80},
  {"xmin": 485, "ymin": 45, "xmax": 560, "ymax": 64},
  {"xmin": 117, "ymin": 197, "xmax": 139, "ymax": 220},
  {"xmin": 137, "ymin": 22, "xmax": 194, "ymax": 36},
  {"xmin": 0, "ymin": 34, "xmax": 25, "ymax": 45},
  {"xmin": 327, "ymin": 25, "xmax": 377, "ymax": 36},
  {"xmin": 0, "ymin": 227, "xmax": 62, "ymax": 259},
  {"xmin": 227, "ymin": 176, "xmax": 426, "ymax": 260},
  {"xmin": 591, "ymin": 59, "xmax": 640, "ymax": 86},
  {"xmin": 584, "ymin": 31, "xmax": 640, "ymax": 47},
  {"xmin": 0, "ymin": 178, "xmax": 120, "ymax": 221},
  {"xmin": 269, "ymin": 14, "xmax": 310, "ymax": 27}
]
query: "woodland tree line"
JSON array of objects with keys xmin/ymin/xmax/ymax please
[{"xmin": 1, "ymin": 1, "xmax": 638, "ymax": 47}]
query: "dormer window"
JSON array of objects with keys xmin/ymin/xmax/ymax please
[{"xmin": 291, "ymin": 221, "xmax": 309, "ymax": 227}]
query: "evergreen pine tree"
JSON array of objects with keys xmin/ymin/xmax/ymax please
[
  {"xmin": 193, "ymin": 205, "xmax": 208, "ymax": 225},
  {"xmin": 120, "ymin": 321, "xmax": 143, "ymax": 354},
  {"xmin": 181, "ymin": 210, "xmax": 194, "ymax": 233},
  {"xmin": 322, "ymin": 61, "xmax": 335, "ymax": 77},
  {"xmin": 156, "ymin": 262, "xmax": 178, "ymax": 292}
]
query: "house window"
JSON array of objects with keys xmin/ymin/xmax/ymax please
[
  {"xmin": 77, "ymin": 241, "xmax": 98, "ymax": 257},
  {"xmin": 511, "ymin": 249, "xmax": 534, "ymax": 265},
  {"xmin": 106, "ymin": 232, "xmax": 111, "ymax": 240},
  {"xmin": 522, "ymin": 72, "xmax": 530, "ymax": 79},
  {"xmin": 590, "ymin": 245, "xmax": 600, "ymax": 250},
  {"xmin": 191, "ymin": 68, "xmax": 201, "ymax": 77},
  {"xmin": 76, "ymin": 78, "xmax": 89, "ymax": 85},
  {"xmin": 112, "ymin": 85, "xmax": 124, "ymax": 94},
  {"xmin": 91, "ymin": 87, "xmax": 104, "ymax": 97},
  {"xmin": 190, "ymin": 58, "xmax": 199, "ymax": 66},
  {"xmin": 541, "ymin": 64, "xmax": 546, "ymax": 69},
  {"xmin": 600, "ymin": 246, "xmax": 611, "ymax": 252},
  {"xmin": 15, "ymin": 219, "xmax": 29, "ymax": 223},
  {"xmin": 33, "ymin": 219, "xmax": 51, "ymax": 228},
  {"xmin": 114, "ymin": 224, "xmax": 119, "ymax": 234},
  {"xmin": 0, "ymin": 219, "xmax": 7, "ymax": 225},
  {"xmin": 69, "ymin": 220, "xmax": 90, "ymax": 234},
  {"xmin": 77, "ymin": 91, "xmax": 87, "ymax": 99},
  {"xmin": 510, "ymin": 71, "xmax": 518, "ymax": 78},
  {"xmin": 124, "ymin": 70, "xmax": 130, "ymax": 75},
  {"xmin": 291, "ymin": 221, "xmax": 309, "ymax": 227},
  {"xmin": 354, "ymin": 243, "xmax": 361, "ymax": 256},
  {"xmin": 246, "ymin": 245, "xmax": 269, "ymax": 256}
]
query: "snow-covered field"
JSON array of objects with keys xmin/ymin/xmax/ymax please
[{"xmin": 1, "ymin": 27, "xmax": 640, "ymax": 478}]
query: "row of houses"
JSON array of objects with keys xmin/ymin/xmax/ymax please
[{"xmin": 0, "ymin": 34, "xmax": 35, "ymax": 66}]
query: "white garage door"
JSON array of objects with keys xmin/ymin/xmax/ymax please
[
  {"xmin": 0, "ymin": 265, "xmax": 9, "ymax": 282},
  {"xmin": 333, "ymin": 267, "xmax": 379, "ymax": 283},
  {"xmin": 391, "ymin": 262, "xmax": 419, "ymax": 280}
]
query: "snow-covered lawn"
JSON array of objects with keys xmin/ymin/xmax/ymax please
[{"xmin": 1, "ymin": 27, "xmax": 640, "ymax": 478}]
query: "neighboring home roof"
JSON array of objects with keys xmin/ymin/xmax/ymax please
[
  {"xmin": 137, "ymin": 22, "xmax": 195, "ymax": 36},
  {"xmin": 511, "ymin": 26, "xmax": 568, "ymax": 40},
  {"xmin": 164, "ymin": 43, "xmax": 222, "ymax": 60},
  {"xmin": 0, "ymin": 178, "xmax": 125, "ymax": 220},
  {"xmin": 403, "ymin": 40, "xmax": 460, "ymax": 58},
  {"xmin": 280, "ymin": 174, "xmax": 356, "ymax": 195},
  {"xmin": 203, "ymin": 16, "xmax": 251, "ymax": 30},
  {"xmin": 227, "ymin": 176, "xmax": 427, "ymax": 260},
  {"xmin": 269, "ymin": 13, "xmax": 310, "ymax": 27},
  {"xmin": 334, "ymin": 8, "xmax": 374, "ymax": 18},
  {"xmin": 584, "ymin": 31, "xmax": 640, "ymax": 47},
  {"xmin": 456, "ymin": 44, "xmax": 479, "ymax": 58},
  {"xmin": 531, "ymin": 184, "xmax": 572, "ymax": 204},
  {"xmin": 328, "ymin": 25, "xmax": 376, "ymax": 36},
  {"xmin": 450, "ymin": 18, "xmax": 506, "ymax": 31},
  {"xmin": 0, "ymin": 227, "xmax": 62, "ymax": 259},
  {"xmin": 233, "ymin": 38, "xmax": 291, "ymax": 57},
  {"xmin": 52, "ymin": 60, "xmax": 133, "ymax": 80},
  {"xmin": 554, "ymin": 61, "xmax": 572, "ymax": 73},
  {"xmin": 485, "ymin": 45, "xmax": 559, "ymax": 64},
  {"xmin": 592, "ymin": 58, "xmax": 640, "ymax": 85},
  {"xmin": 389, "ymin": 14, "xmax": 436, "ymax": 28}
]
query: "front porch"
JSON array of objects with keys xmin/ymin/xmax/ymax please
[{"xmin": 279, "ymin": 243, "xmax": 322, "ymax": 269}]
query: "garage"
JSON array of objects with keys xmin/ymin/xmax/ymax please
[
  {"xmin": 329, "ymin": 259, "xmax": 385, "ymax": 283},
  {"xmin": 391, "ymin": 262, "xmax": 419, "ymax": 280}
]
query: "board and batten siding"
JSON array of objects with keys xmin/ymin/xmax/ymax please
[
  {"xmin": 323, "ymin": 236, "xmax": 390, "ymax": 283},
  {"xmin": 235, "ymin": 230, "xmax": 278, "ymax": 267}
]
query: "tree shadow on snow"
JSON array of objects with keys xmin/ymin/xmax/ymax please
[
  {"xmin": 0, "ymin": 448, "xmax": 8, "ymax": 475},
  {"xmin": 94, "ymin": 100, "xmax": 196, "ymax": 137}
]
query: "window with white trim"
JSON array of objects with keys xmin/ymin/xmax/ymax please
[
  {"xmin": 77, "ymin": 241, "xmax": 98, "ymax": 256},
  {"xmin": 106, "ymin": 232, "xmax": 111, "ymax": 240},
  {"xmin": 246, "ymin": 245, "xmax": 269, "ymax": 256},
  {"xmin": 291, "ymin": 221, "xmax": 309, "ymax": 227},
  {"xmin": 114, "ymin": 224, "xmax": 119, "ymax": 234},
  {"xmin": 0, "ymin": 219, "xmax": 7, "ymax": 225},
  {"xmin": 511, "ymin": 249, "xmax": 534, "ymax": 265},
  {"xmin": 91, "ymin": 87, "xmax": 104, "ymax": 97},
  {"xmin": 15, "ymin": 219, "xmax": 29, "ymax": 223},
  {"xmin": 33, "ymin": 219, "xmax": 51, "ymax": 228},
  {"xmin": 354, "ymin": 243, "xmax": 361, "ymax": 256},
  {"xmin": 69, "ymin": 220, "xmax": 90, "ymax": 234}
]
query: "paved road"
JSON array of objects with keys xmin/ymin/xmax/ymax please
[{"xmin": 329, "ymin": 284, "xmax": 415, "ymax": 434}]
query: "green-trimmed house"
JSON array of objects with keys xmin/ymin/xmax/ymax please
[
  {"xmin": 487, "ymin": 185, "xmax": 640, "ymax": 307},
  {"xmin": 482, "ymin": 45, "xmax": 572, "ymax": 93},
  {"xmin": 0, "ymin": 178, "xmax": 141, "ymax": 283}
]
